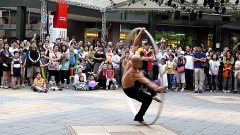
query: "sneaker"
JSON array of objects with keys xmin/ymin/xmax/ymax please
[
  {"xmin": 223, "ymin": 90, "xmax": 227, "ymax": 93},
  {"xmin": 199, "ymin": 90, "xmax": 203, "ymax": 93},
  {"xmin": 175, "ymin": 87, "xmax": 178, "ymax": 92},
  {"xmin": 22, "ymin": 84, "xmax": 25, "ymax": 87},
  {"xmin": 210, "ymin": 90, "xmax": 213, "ymax": 93},
  {"xmin": 227, "ymin": 90, "xmax": 231, "ymax": 93},
  {"xmin": 181, "ymin": 88, "xmax": 184, "ymax": 92}
]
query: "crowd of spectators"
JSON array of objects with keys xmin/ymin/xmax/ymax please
[{"xmin": 0, "ymin": 34, "xmax": 239, "ymax": 94}]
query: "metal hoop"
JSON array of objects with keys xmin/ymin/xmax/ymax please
[{"xmin": 126, "ymin": 27, "xmax": 165, "ymax": 125}]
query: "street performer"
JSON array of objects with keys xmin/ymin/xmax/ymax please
[{"xmin": 122, "ymin": 28, "xmax": 166, "ymax": 125}]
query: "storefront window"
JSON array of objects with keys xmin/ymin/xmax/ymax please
[
  {"xmin": 208, "ymin": 34, "xmax": 213, "ymax": 47},
  {"xmin": 155, "ymin": 32, "xmax": 188, "ymax": 47}
]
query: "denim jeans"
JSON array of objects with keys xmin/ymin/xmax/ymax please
[
  {"xmin": 209, "ymin": 75, "xmax": 217, "ymax": 90},
  {"xmin": 167, "ymin": 74, "xmax": 174, "ymax": 90}
]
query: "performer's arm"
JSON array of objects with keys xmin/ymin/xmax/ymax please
[
  {"xmin": 135, "ymin": 72, "xmax": 159, "ymax": 91},
  {"xmin": 131, "ymin": 28, "xmax": 145, "ymax": 55}
]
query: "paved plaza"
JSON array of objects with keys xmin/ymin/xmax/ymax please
[{"xmin": 0, "ymin": 88, "xmax": 240, "ymax": 135}]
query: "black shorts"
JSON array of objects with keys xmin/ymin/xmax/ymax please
[
  {"xmin": 2, "ymin": 63, "xmax": 11, "ymax": 71},
  {"xmin": 13, "ymin": 72, "xmax": 21, "ymax": 77}
]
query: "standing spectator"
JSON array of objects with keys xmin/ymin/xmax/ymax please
[
  {"xmin": 43, "ymin": 41, "xmax": 50, "ymax": 57},
  {"xmin": 1, "ymin": 44, "xmax": 12, "ymax": 88},
  {"xmin": 9, "ymin": 40, "xmax": 19, "ymax": 56},
  {"xmin": 136, "ymin": 40, "xmax": 146, "ymax": 56},
  {"xmin": 158, "ymin": 58, "xmax": 168, "ymax": 87},
  {"xmin": 166, "ymin": 54, "xmax": 176, "ymax": 91},
  {"xmin": 223, "ymin": 51, "xmax": 235, "ymax": 90},
  {"xmin": 60, "ymin": 44, "xmax": 70, "ymax": 88},
  {"xmin": 106, "ymin": 46, "xmax": 113, "ymax": 63},
  {"xmin": 122, "ymin": 51, "xmax": 130, "ymax": 70},
  {"xmin": 48, "ymin": 45, "xmax": 62, "ymax": 85},
  {"xmin": 223, "ymin": 59, "xmax": 233, "ymax": 93},
  {"xmin": 39, "ymin": 49, "xmax": 49, "ymax": 82},
  {"xmin": 140, "ymin": 42, "xmax": 155, "ymax": 80},
  {"xmin": 184, "ymin": 45, "xmax": 194, "ymax": 91},
  {"xmin": 193, "ymin": 45, "xmax": 206, "ymax": 93},
  {"xmin": 93, "ymin": 45, "xmax": 106, "ymax": 73},
  {"xmin": 234, "ymin": 55, "xmax": 240, "ymax": 93},
  {"xmin": 209, "ymin": 54, "xmax": 220, "ymax": 92},
  {"xmin": 111, "ymin": 49, "xmax": 121, "ymax": 86},
  {"xmin": 176, "ymin": 51, "xmax": 186, "ymax": 92},
  {"xmin": 88, "ymin": 45, "xmax": 95, "ymax": 72},
  {"xmin": 11, "ymin": 51, "xmax": 22, "ymax": 89},
  {"xmin": 27, "ymin": 41, "xmax": 40, "ymax": 86},
  {"xmin": 0, "ymin": 38, "xmax": 4, "ymax": 86}
]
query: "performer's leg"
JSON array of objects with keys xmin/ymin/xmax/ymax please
[{"xmin": 124, "ymin": 87, "xmax": 152, "ymax": 122}]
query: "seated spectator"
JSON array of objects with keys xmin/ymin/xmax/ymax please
[
  {"xmin": 73, "ymin": 76, "xmax": 88, "ymax": 91},
  {"xmin": 97, "ymin": 63, "xmax": 107, "ymax": 89},
  {"xmin": 73, "ymin": 67, "xmax": 87, "ymax": 90},
  {"xmin": 88, "ymin": 74, "xmax": 98, "ymax": 90},
  {"xmin": 106, "ymin": 64, "xmax": 117, "ymax": 90},
  {"xmin": 49, "ymin": 76, "xmax": 62, "ymax": 91},
  {"xmin": 32, "ymin": 72, "xmax": 47, "ymax": 93}
]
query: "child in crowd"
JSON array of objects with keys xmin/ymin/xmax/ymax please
[
  {"xmin": 209, "ymin": 54, "xmax": 220, "ymax": 92},
  {"xmin": 158, "ymin": 58, "xmax": 168, "ymax": 87},
  {"xmin": 88, "ymin": 74, "xmax": 98, "ymax": 90},
  {"xmin": 11, "ymin": 51, "xmax": 22, "ymax": 89},
  {"xmin": 234, "ymin": 55, "xmax": 240, "ymax": 93},
  {"xmin": 40, "ymin": 49, "xmax": 49, "ymax": 82},
  {"xmin": 97, "ymin": 63, "xmax": 107, "ymax": 89},
  {"xmin": 69, "ymin": 46, "xmax": 76, "ymax": 76},
  {"xmin": 166, "ymin": 54, "xmax": 176, "ymax": 91},
  {"xmin": 49, "ymin": 76, "xmax": 62, "ymax": 91},
  {"xmin": 106, "ymin": 64, "xmax": 117, "ymax": 90},
  {"xmin": 20, "ymin": 47, "xmax": 27, "ymax": 87},
  {"xmin": 122, "ymin": 51, "xmax": 130, "ymax": 70},
  {"xmin": 223, "ymin": 58, "xmax": 233, "ymax": 93},
  {"xmin": 73, "ymin": 76, "xmax": 88, "ymax": 91},
  {"xmin": 32, "ymin": 72, "xmax": 47, "ymax": 93}
]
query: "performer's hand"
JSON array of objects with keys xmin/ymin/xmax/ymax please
[
  {"xmin": 139, "ymin": 28, "xmax": 146, "ymax": 34},
  {"xmin": 155, "ymin": 86, "xmax": 166, "ymax": 93}
]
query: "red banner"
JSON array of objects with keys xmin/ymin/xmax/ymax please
[{"xmin": 52, "ymin": 3, "xmax": 68, "ymax": 28}]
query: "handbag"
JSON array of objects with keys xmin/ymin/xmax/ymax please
[{"xmin": 177, "ymin": 66, "xmax": 185, "ymax": 73}]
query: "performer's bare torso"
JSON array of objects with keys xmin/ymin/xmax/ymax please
[{"xmin": 122, "ymin": 62, "xmax": 139, "ymax": 89}]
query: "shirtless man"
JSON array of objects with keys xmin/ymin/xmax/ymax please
[{"xmin": 122, "ymin": 28, "xmax": 166, "ymax": 125}]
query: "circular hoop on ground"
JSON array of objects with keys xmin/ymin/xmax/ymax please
[{"xmin": 126, "ymin": 27, "xmax": 165, "ymax": 125}]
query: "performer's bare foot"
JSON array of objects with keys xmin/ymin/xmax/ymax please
[
  {"xmin": 138, "ymin": 121, "xmax": 148, "ymax": 126},
  {"xmin": 152, "ymin": 96, "xmax": 162, "ymax": 103}
]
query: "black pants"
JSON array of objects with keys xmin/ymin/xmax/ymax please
[
  {"xmin": 61, "ymin": 70, "xmax": 70, "ymax": 84},
  {"xmin": 123, "ymin": 85, "xmax": 155, "ymax": 121},
  {"xmin": 185, "ymin": 69, "xmax": 194, "ymax": 90},
  {"xmin": 48, "ymin": 70, "xmax": 61, "ymax": 84}
]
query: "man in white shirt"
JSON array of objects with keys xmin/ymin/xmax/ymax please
[
  {"xmin": 9, "ymin": 40, "xmax": 19, "ymax": 56},
  {"xmin": 111, "ymin": 49, "xmax": 121, "ymax": 86},
  {"xmin": 184, "ymin": 45, "xmax": 194, "ymax": 90}
]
